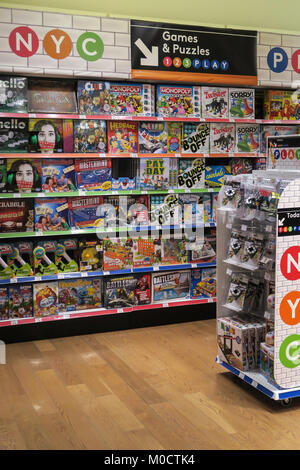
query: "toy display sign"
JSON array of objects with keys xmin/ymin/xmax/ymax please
[
  {"xmin": 131, "ymin": 20, "xmax": 257, "ymax": 85},
  {"xmin": 267, "ymin": 135, "xmax": 300, "ymax": 170}
]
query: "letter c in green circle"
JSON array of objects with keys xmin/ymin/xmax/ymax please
[
  {"xmin": 77, "ymin": 32, "xmax": 104, "ymax": 61},
  {"xmin": 279, "ymin": 334, "xmax": 300, "ymax": 369}
]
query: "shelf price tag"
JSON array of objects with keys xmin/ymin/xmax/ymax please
[
  {"xmin": 11, "ymin": 319, "xmax": 18, "ymax": 326},
  {"xmin": 13, "ymin": 193, "xmax": 21, "ymax": 198},
  {"xmin": 10, "ymin": 278, "xmax": 18, "ymax": 284},
  {"xmin": 81, "ymin": 272, "xmax": 88, "ymax": 277},
  {"xmin": 35, "ymin": 317, "xmax": 42, "ymax": 323},
  {"xmin": 57, "ymin": 274, "xmax": 65, "ymax": 279},
  {"xmin": 63, "ymin": 313, "xmax": 70, "ymax": 320},
  {"xmin": 117, "ymin": 308, "xmax": 124, "ymax": 313},
  {"xmin": 79, "ymin": 114, "xmax": 86, "ymax": 119}
]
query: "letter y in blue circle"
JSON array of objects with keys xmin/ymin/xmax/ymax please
[{"xmin": 267, "ymin": 47, "xmax": 288, "ymax": 73}]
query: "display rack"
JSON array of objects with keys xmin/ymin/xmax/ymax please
[{"xmin": 216, "ymin": 141, "xmax": 300, "ymax": 406}]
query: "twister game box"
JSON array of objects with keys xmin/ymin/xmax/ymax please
[
  {"xmin": 201, "ymin": 87, "xmax": 229, "ymax": 119},
  {"xmin": 210, "ymin": 123, "xmax": 235, "ymax": 154},
  {"xmin": 156, "ymin": 85, "xmax": 201, "ymax": 118}
]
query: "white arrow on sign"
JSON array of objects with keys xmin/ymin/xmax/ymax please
[
  {"xmin": 135, "ymin": 38, "xmax": 159, "ymax": 67},
  {"xmin": 278, "ymin": 217, "xmax": 285, "ymax": 226}
]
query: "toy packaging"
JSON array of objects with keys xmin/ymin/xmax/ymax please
[
  {"xmin": 139, "ymin": 157, "xmax": 170, "ymax": 190},
  {"xmin": 240, "ymin": 233, "xmax": 264, "ymax": 270},
  {"xmin": 201, "ymin": 87, "xmax": 229, "ymax": 119},
  {"xmin": 73, "ymin": 119, "xmax": 107, "ymax": 153},
  {"xmin": 41, "ymin": 158, "xmax": 75, "ymax": 193},
  {"xmin": 210, "ymin": 123, "xmax": 235, "ymax": 153},
  {"xmin": 149, "ymin": 194, "xmax": 181, "ymax": 226},
  {"xmin": 177, "ymin": 158, "xmax": 205, "ymax": 190},
  {"xmin": 260, "ymin": 342, "xmax": 275, "ymax": 384},
  {"xmin": 182, "ymin": 123, "xmax": 210, "ymax": 154},
  {"xmin": 0, "ymin": 199, "xmax": 34, "ymax": 233},
  {"xmin": 161, "ymin": 237, "xmax": 187, "ymax": 265},
  {"xmin": 138, "ymin": 122, "xmax": 167, "ymax": 154},
  {"xmin": 34, "ymin": 198, "xmax": 69, "ymax": 232},
  {"xmin": 264, "ymin": 89, "xmax": 300, "ymax": 120},
  {"xmin": 9, "ymin": 284, "xmax": 33, "ymax": 319},
  {"xmin": 77, "ymin": 80, "xmax": 111, "ymax": 115},
  {"xmin": 33, "ymin": 240, "xmax": 58, "ymax": 276},
  {"xmin": 188, "ymin": 231, "xmax": 216, "ymax": 264},
  {"xmin": 0, "ymin": 76, "xmax": 28, "ymax": 113},
  {"xmin": 225, "ymin": 272, "xmax": 248, "ymax": 311},
  {"xmin": 55, "ymin": 238, "xmax": 79, "ymax": 273},
  {"xmin": 230, "ymin": 158, "xmax": 253, "ymax": 176},
  {"xmin": 28, "ymin": 79, "xmax": 77, "ymax": 114},
  {"xmin": 75, "ymin": 158, "xmax": 112, "ymax": 191},
  {"xmin": 58, "ymin": 278, "xmax": 102, "ymax": 312},
  {"xmin": 217, "ymin": 316, "xmax": 248, "ymax": 371},
  {"xmin": 109, "ymin": 82, "xmax": 155, "ymax": 117},
  {"xmin": 156, "ymin": 85, "xmax": 201, "ymax": 118},
  {"xmin": 226, "ymin": 229, "xmax": 245, "ymax": 265},
  {"xmin": 28, "ymin": 118, "xmax": 64, "ymax": 153},
  {"xmin": 108, "ymin": 121, "xmax": 139, "ymax": 154},
  {"xmin": 178, "ymin": 194, "xmax": 204, "ymax": 225},
  {"xmin": 167, "ymin": 122, "xmax": 182, "ymax": 153},
  {"xmin": 152, "ymin": 269, "xmax": 191, "ymax": 303},
  {"xmin": 111, "ymin": 159, "xmax": 137, "ymax": 190},
  {"xmin": 0, "ymin": 118, "xmax": 28, "ymax": 153},
  {"xmin": 68, "ymin": 195, "xmax": 103, "ymax": 230},
  {"xmin": 78, "ymin": 238, "xmax": 103, "ymax": 272},
  {"xmin": 5, "ymin": 158, "xmax": 42, "ymax": 193},
  {"xmin": 229, "ymin": 88, "xmax": 255, "ymax": 119},
  {"xmin": 132, "ymin": 237, "xmax": 161, "ymax": 268},
  {"xmin": 260, "ymin": 125, "xmax": 299, "ymax": 154},
  {"xmin": 103, "ymin": 237, "xmax": 133, "ymax": 271},
  {"xmin": 7, "ymin": 241, "xmax": 34, "ymax": 278},
  {"xmin": 0, "ymin": 286, "xmax": 9, "ymax": 320},
  {"xmin": 0, "ymin": 243, "xmax": 16, "ymax": 279},
  {"xmin": 33, "ymin": 281, "xmax": 59, "ymax": 317},
  {"xmin": 122, "ymin": 194, "xmax": 149, "ymax": 226},
  {"xmin": 205, "ymin": 165, "xmax": 231, "ymax": 188},
  {"xmin": 103, "ymin": 273, "xmax": 151, "ymax": 308},
  {"xmin": 191, "ymin": 267, "xmax": 216, "ymax": 299},
  {"xmin": 235, "ymin": 124, "xmax": 260, "ymax": 153}
]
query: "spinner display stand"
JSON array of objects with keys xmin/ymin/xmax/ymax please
[{"xmin": 216, "ymin": 134, "xmax": 300, "ymax": 406}]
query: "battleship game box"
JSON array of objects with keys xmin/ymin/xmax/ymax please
[
  {"xmin": 138, "ymin": 122, "xmax": 167, "ymax": 154},
  {"xmin": 103, "ymin": 273, "xmax": 151, "ymax": 309},
  {"xmin": 0, "ymin": 118, "xmax": 28, "ymax": 153},
  {"xmin": 73, "ymin": 119, "xmax": 107, "ymax": 153},
  {"xmin": 0, "ymin": 76, "xmax": 28, "ymax": 113},
  {"xmin": 151, "ymin": 269, "xmax": 191, "ymax": 303},
  {"xmin": 156, "ymin": 85, "xmax": 201, "ymax": 118},
  {"xmin": 109, "ymin": 82, "xmax": 155, "ymax": 117},
  {"xmin": 77, "ymin": 80, "xmax": 111, "ymax": 115}
]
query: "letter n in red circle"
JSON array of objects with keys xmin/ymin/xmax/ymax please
[
  {"xmin": 9, "ymin": 26, "xmax": 39, "ymax": 57},
  {"xmin": 281, "ymin": 246, "xmax": 300, "ymax": 281}
]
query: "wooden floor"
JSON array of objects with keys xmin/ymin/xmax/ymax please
[{"xmin": 0, "ymin": 318, "xmax": 300, "ymax": 450}]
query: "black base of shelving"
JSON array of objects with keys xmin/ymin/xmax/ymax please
[{"xmin": 0, "ymin": 303, "xmax": 216, "ymax": 344}]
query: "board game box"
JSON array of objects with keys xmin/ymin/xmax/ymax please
[
  {"xmin": 103, "ymin": 273, "xmax": 151, "ymax": 308},
  {"xmin": 0, "ymin": 118, "xmax": 28, "ymax": 154},
  {"xmin": 9, "ymin": 284, "xmax": 33, "ymax": 318},
  {"xmin": 156, "ymin": 85, "xmax": 201, "ymax": 118},
  {"xmin": 68, "ymin": 195, "xmax": 103, "ymax": 230},
  {"xmin": 139, "ymin": 157, "xmax": 170, "ymax": 190},
  {"xmin": 0, "ymin": 199, "xmax": 34, "ymax": 233},
  {"xmin": 138, "ymin": 122, "xmax": 167, "ymax": 154},
  {"xmin": 160, "ymin": 237, "xmax": 187, "ymax": 265},
  {"xmin": 75, "ymin": 158, "xmax": 112, "ymax": 191},
  {"xmin": 0, "ymin": 76, "xmax": 28, "ymax": 113},
  {"xmin": 205, "ymin": 165, "xmax": 231, "ymax": 187},
  {"xmin": 201, "ymin": 87, "xmax": 229, "ymax": 119},
  {"xmin": 149, "ymin": 194, "xmax": 181, "ymax": 226},
  {"xmin": 260, "ymin": 124, "xmax": 299, "ymax": 154},
  {"xmin": 73, "ymin": 119, "xmax": 107, "ymax": 153},
  {"xmin": 28, "ymin": 79, "xmax": 77, "ymax": 114},
  {"xmin": 58, "ymin": 278, "xmax": 102, "ymax": 312},
  {"xmin": 151, "ymin": 270, "xmax": 191, "ymax": 303},
  {"xmin": 178, "ymin": 194, "xmax": 204, "ymax": 225},
  {"xmin": 41, "ymin": 158, "xmax": 75, "ymax": 193},
  {"xmin": 132, "ymin": 237, "xmax": 161, "ymax": 268},
  {"xmin": 188, "ymin": 229, "xmax": 216, "ymax": 264},
  {"xmin": 55, "ymin": 238, "xmax": 79, "ymax": 273},
  {"xmin": 210, "ymin": 123, "xmax": 235, "ymax": 154},
  {"xmin": 78, "ymin": 238, "xmax": 103, "ymax": 272},
  {"xmin": 33, "ymin": 240, "xmax": 58, "ymax": 276},
  {"xmin": 182, "ymin": 123, "xmax": 210, "ymax": 154},
  {"xmin": 108, "ymin": 121, "xmax": 139, "ymax": 154},
  {"xmin": 229, "ymin": 88, "xmax": 255, "ymax": 119},
  {"xmin": 0, "ymin": 242, "xmax": 16, "ymax": 279},
  {"xmin": 109, "ymin": 82, "xmax": 155, "ymax": 117},
  {"xmin": 33, "ymin": 281, "xmax": 59, "ymax": 317},
  {"xmin": 235, "ymin": 124, "xmax": 260, "ymax": 153},
  {"xmin": 191, "ymin": 267, "xmax": 216, "ymax": 299},
  {"xmin": 111, "ymin": 159, "xmax": 137, "ymax": 190},
  {"xmin": 0, "ymin": 286, "xmax": 9, "ymax": 320},
  {"xmin": 77, "ymin": 80, "xmax": 111, "ymax": 115},
  {"xmin": 264, "ymin": 89, "xmax": 300, "ymax": 120},
  {"xmin": 6, "ymin": 158, "xmax": 42, "ymax": 193},
  {"xmin": 177, "ymin": 158, "xmax": 205, "ymax": 190},
  {"xmin": 167, "ymin": 122, "xmax": 182, "ymax": 153},
  {"xmin": 103, "ymin": 237, "xmax": 133, "ymax": 271},
  {"xmin": 34, "ymin": 198, "xmax": 69, "ymax": 232},
  {"xmin": 28, "ymin": 118, "xmax": 64, "ymax": 153},
  {"xmin": 7, "ymin": 240, "xmax": 33, "ymax": 278}
]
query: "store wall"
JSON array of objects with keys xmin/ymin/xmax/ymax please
[{"xmin": 1, "ymin": 0, "xmax": 300, "ymax": 34}]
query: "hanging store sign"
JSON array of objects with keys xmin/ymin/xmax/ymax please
[{"xmin": 131, "ymin": 20, "xmax": 257, "ymax": 86}]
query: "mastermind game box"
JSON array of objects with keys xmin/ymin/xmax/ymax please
[
  {"xmin": 0, "ymin": 76, "xmax": 28, "ymax": 113},
  {"xmin": 75, "ymin": 158, "xmax": 112, "ymax": 191}
]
